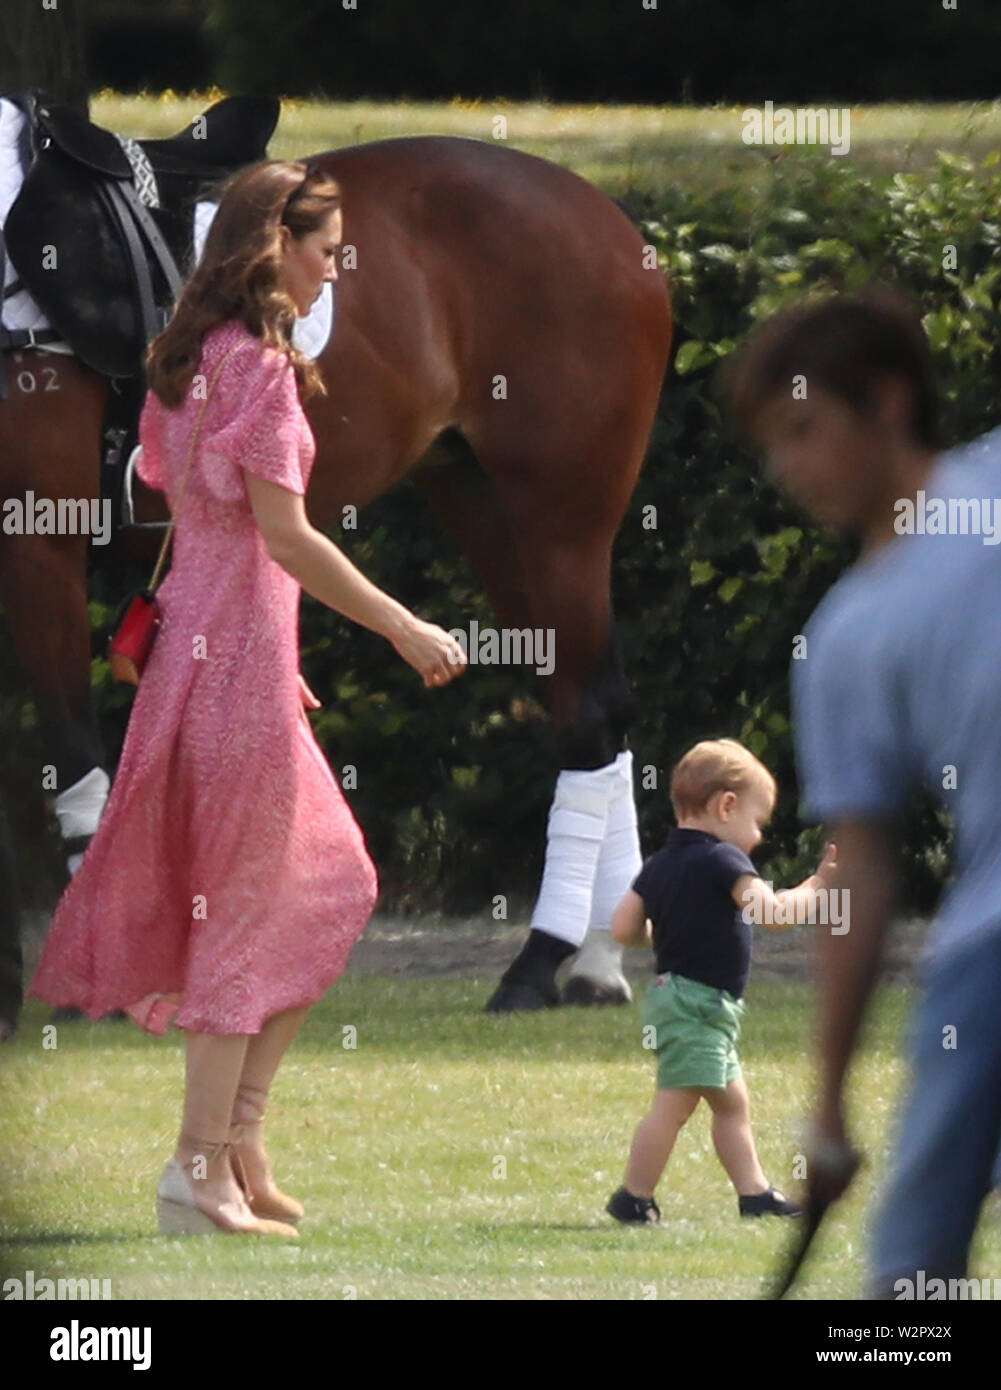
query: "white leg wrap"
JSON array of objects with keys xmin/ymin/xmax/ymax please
[
  {"xmin": 530, "ymin": 750, "xmax": 639, "ymax": 970},
  {"xmin": 53, "ymin": 767, "xmax": 109, "ymax": 876},
  {"xmin": 530, "ymin": 766, "xmax": 611, "ymax": 948},
  {"xmin": 585, "ymin": 752, "xmax": 642, "ymax": 935},
  {"xmin": 566, "ymin": 929, "xmax": 630, "ymax": 996},
  {"xmin": 566, "ymin": 751, "xmax": 640, "ymax": 996}
]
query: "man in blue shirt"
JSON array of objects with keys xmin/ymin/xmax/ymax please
[{"xmin": 723, "ymin": 286, "xmax": 1001, "ymax": 1298}]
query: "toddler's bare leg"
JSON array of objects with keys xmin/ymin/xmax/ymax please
[
  {"xmin": 702, "ymin": 1077, "xmax": 771, "ymax": 1196},
  {"xmin": 624, "ymin": 1087, "xmax": 701, "ymax": 1197}
]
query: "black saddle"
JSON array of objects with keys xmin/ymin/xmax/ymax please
[
  {"xmin": 0, "ymin": 89, "xmax": 279, "ymax": 540},
  {"xmin": 26, "ymin": 99, "xmax": 135, "ymax": 178},
  {"xmin": 2, "ymin": 89, "xmax": 280, "ymax": 379}
]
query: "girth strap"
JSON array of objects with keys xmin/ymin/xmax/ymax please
[
  {"xmin": 0, "ymin": 223, "xmax": 63, "ymax": 397},
  {"xmin": 92, "ymin": 177, "xmax": 183, "ymax": 347}
]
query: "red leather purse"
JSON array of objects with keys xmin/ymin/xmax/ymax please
[
  {"xmin": 108, "ymin": 344, "xmax": 238, "ymax": 684},
  {"xmin": 108, "ymin": 588, "xmax": 162, "ymax": 685}
]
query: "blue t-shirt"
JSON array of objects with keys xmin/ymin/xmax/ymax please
[
  {"xmin": 792, "ymin": 425, "xmax": 1001, "ymax": 967},
  {"xmin": 631, "ymin": 828, "xmax": 758, "ymax": 998}
]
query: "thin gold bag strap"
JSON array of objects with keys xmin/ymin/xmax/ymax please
[{"xmin": 146, "ymin": 340, "xmax": 241, "ymax": 593}]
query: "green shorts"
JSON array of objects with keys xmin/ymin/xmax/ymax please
[{"xmin": 641, "ymin": 971, "xmax": 745, "ymax": 1091}]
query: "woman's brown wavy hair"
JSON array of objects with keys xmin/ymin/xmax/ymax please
[{"xmin": 145, "ymin": 159, "xmax": 342, "ymax": 409}]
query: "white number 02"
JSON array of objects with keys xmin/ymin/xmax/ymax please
[{"xmin": 16, "ymin": 367, "xmax": 60, "ymax": 393}]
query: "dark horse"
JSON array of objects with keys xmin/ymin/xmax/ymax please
[{"xmin": 0, "ymin": 99, "xmax": 672, "ymax": 1032}]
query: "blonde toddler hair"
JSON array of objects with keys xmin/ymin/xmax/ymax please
[{"xmin": 670, "ymin": 738, "xmax": 776, "ymax": 821}]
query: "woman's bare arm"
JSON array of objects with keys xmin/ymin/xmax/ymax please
[{"xmin": 245, "ymin": 473, "xmax": 466, "ymax": 687}]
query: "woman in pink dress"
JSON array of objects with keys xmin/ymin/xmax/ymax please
[{"xmin": 27, "ymin": 160, "xmax": 468, "ymax": 1237}]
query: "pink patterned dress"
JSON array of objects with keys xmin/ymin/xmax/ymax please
[{"xmin": 27, "ymin": 318, "xmax": 379, "ymax": 1035}]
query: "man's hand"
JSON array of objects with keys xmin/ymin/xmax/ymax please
[
  {"xmin": 814, "ymin": 841, "xmax": 838, "ymax": 891},
  {"xmin": 807, "ymin": 819, "xmax": 897, "ymax": 1207},
  {"xmin": 803, "ymin": 1105, "xmax": 862, "ymax": 1209}
]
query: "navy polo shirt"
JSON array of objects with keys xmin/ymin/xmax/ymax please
[{"xmin": 631, "ymin": 828, "xmax": 759, "ymax": 999}]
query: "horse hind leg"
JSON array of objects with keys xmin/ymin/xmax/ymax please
[
  {"xmin": 0, "ymin": 535, "xmax": 110, "ymax": 878},
  {"xmin": 558, "ymin": 625, "xmax": 641, "ymax": 1007},
  {"xmin": 417, "ymin": 434, "xmax": 641, "ymax": 1010},
  {"xmin": 415, "ymin": 442, "xmax": 619, "ymax": 1005},
  {"xmin": 456, "ymin": 505, "xmax": 637, "ymax": 1010},
  {"xmin": 519, "ymin": 536, "xmax": 641, "ymax": 1008},
  {"xmin": 414, "ymin": 432, "xmax": 535, "ymax": 631},
  {"xmin": 451, "ymin": 255, "xmax": 666, "ymax": 1009},
  {"xmin": 0, "ymin": 792, "xmax": 23, "ymax": 1038}
]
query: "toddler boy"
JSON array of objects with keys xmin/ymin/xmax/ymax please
[{"xmin": 607, "ymin": 738, "xmax": 835, "ymax": 1223}]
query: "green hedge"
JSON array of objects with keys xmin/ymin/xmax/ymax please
[
  {"xmin": 616, "ymin": 148, "xmax": 1001, "ymax": 911},
  {"xmin": 5, "ymin": 148, "xmax": 1000, "ymax": 913}
]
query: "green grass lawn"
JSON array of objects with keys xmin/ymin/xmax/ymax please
[
  {"xmin": 4, "ymin": 975, "xmax": 999, "ymax": 1300},
  {"xmin": 93, "ymin": 92, "xmax": 1001, "ymax": 197},
  {"xmin": 6, "ymin": 93, "xmax": 1001, "ymax": 1300}
]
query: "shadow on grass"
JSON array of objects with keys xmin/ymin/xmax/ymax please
[
  {"xmin": 0, "ymin": 1230, "xmax": 147, "ymax": 1246},
  {"xmin": 468, "ymin": 1222, "xmax": 626, "ymax": 1236}
]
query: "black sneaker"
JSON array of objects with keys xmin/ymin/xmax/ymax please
[
  {"xmin": 739, "ymin": 1186, "xmax": 803, "ymax": 1218},
  {"xmin": 606, "ymin": 1186, "xmax": 660, "ymax": 1224}
]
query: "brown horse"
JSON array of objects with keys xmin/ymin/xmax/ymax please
[{"xmin": 0, "ymin": 123, "xmax": 672, "ymax": 1026}]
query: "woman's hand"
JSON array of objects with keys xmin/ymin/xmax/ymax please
[
  {"xmin": 391, "ymin": 616, "xmax": 469, "ymax": 688},
  {"xmin": 298, "ymin": 673, "xmax": 322, "ymax": 709}
]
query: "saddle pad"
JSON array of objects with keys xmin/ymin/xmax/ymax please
[{"xmin": 193, "ymin": 199, "xmax": 334, "ymax": 359}]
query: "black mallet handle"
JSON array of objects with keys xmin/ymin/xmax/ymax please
[
  {"xmin": 768, "ymin": 1142, "xmax": 862, "ymax": 1300},
  {"xmin": 770, "ymin": 1197, "xmax": 828, "ymax": 1299}
]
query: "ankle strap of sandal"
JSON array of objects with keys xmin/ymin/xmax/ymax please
[
  {"xmin": 231, "ymin": 1082, "xmax": 269, "ymax": 1129},
  {"xmin": 234, "ymin": 1081, "xmax": 268, "ymax": 1112},
  {"xmin": 179, "ymin": 1136, "xmax": 234, "ymax": 1168}
]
